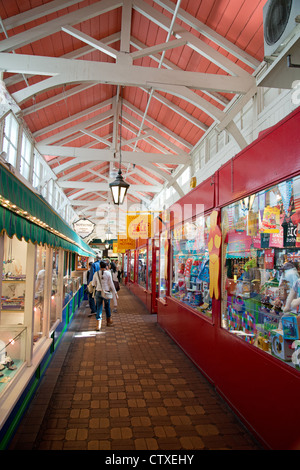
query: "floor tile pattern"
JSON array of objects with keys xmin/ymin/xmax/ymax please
[{"xmin": 9, "ymin": 288, "xmax": 261, "ymax": 450}]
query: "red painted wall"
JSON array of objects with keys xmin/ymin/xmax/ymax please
[{"xmin": 156, "ymin": 108, "xmax": 300, "ymax": 450}]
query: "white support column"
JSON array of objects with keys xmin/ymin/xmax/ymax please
[
  {"xmin": 24, "ymin": 242, "xmax": 36, "ymax": 367},
  {"xmin": 0, "ymin": 234, "xmax": 3, "ymax": 324},
  {"xmin": 57, "ymin": 248, "xmax": 65, "ymax": 320},
  {"xmin": 43, "ymin": 246, "xmax": 53, "ymax": 337}
]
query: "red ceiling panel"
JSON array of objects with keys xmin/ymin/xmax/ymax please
[{"xmin": 0, "ymin": 0, "xmax": 267, "ymax": 220}]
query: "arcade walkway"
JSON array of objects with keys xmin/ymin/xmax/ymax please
[{"xmin": 9, "ymin": 287, "xmax": 261, "ymax": 451}]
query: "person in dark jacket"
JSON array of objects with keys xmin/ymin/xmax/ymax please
[{"xmin": 87, "ymin": 261, "xmax": 96, "ymax": 316}]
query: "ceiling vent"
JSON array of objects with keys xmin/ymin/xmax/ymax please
[{"xmin": 263, "ymin": 0, "xmax": 300, "ymax": 60}]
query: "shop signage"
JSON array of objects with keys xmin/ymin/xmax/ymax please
[
  {"xmin": 117, "ymin": 236, "xmax": 136, "ymax": 250},
  {"xmin": 127, "ymin": 213, "xmax": 152, "ymax": 239},
  {"xmin": 73, "ymin": 218, "xmax": 95, "ymax": 239}
]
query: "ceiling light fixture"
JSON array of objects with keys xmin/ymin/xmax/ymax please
[{"xmin": 109, "ymin": 87, "xmax": 130, "ymax": 205}]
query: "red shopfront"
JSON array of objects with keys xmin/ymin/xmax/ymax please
[
  {"xmin": 157, "ymin": 107, "xmax": 300, "ymax": 450},
  {"xmin": 126, "ymin": 238, "xmax": 159, "ymax": 314}
]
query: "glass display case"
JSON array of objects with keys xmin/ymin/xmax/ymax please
[
  {"xmin": 72, "ymin": 276, "xmax": 81, "ymax": 293},
  {"xmin": 1, "ymin": 235, "xmax": 27, "ymax": 326},
  {"xmin": 170, "ymin": 215, "xmax": 212, "ymax": 319},
  {"xmin": 34, "ymin": 245, "xmax": 46, "ymax": 343},
  {"xmin": 50, "ymin": 249, "xmax": 59, "ymax": 329},
  {"xmin": 159, "ymin": 231, "xmax": 168, "ymax": 299},
  {"xmin": 148, "ymin": 240, "xmax": 152, "ymax": 291},
  {"xmin": 63, "ymin": 277, "xmax": 73, "ymax": 307},
  {"xmin": 221, "ymin": 175, "xmax": 300, "ymax": 370},
  {"xmin": 0, "ymin": 326, "xmax": 26, "ymax": 396},
  {"xmin": 130, "ymin": 250, "xmax": 135, "ymax": 282},
  {"xmin": 138, "ymin": 247, "xmax": 147, "ymax": 288}
]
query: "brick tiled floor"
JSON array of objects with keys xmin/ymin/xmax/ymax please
[{"xmin": 9, "ymin": 287, "xmax": 261, "ymax": 451}]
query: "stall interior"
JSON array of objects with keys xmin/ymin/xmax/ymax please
[
  {"xmin": 170, "ymin": 215, "xmax": 212, "ymax": 319},
  {"xmin": 221, "ymin": 175, "xmax": 300, "ymax": 370},
  {"xmin": 0, "ymin": 233, "xmax": 83, "ymax": 398}
]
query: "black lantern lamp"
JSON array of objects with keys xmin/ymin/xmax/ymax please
[
  {"xmin": 109, "ymin": 168, "xmax": 130, "ymax": 205},
  {"xmin": 109, "ymin": 88, "xmax": 130, "ymax": 205}
]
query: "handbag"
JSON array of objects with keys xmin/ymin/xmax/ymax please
[
  {"xmin": 97, "ymin": 271, "xmax": 113, "ymax": 299},
  {"xmin": 113, "ymin": 280, "xmax": 120, "ymax": 292},
  {"xmin": 87, "ymin": 281, "xmax": 95, "ymax": 295}
]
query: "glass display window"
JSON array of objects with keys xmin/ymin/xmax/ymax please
[
  {"xmin": 0, "ymin": 326, "xmax": 26, "ymax": 396},
  {"xmin": 50, "ymin": 249, "xmax": 59, "ymax": 329},
  {"xmin": 159, "ymin": 231, "xmax": 169, "ymax": 300},
  {"xmin": 1, "ymin": 234, "xmax": 27, "ymax": 326},
  {"xmin": 221, "ymin": 175, "xmax": 300, "ymax": 371},
  {"xmin": 63, "ymin": 277, "xmax": 73, "ymax": 307},
  {"xmin": 138, "ymin": 247, "xmax": 147, "ymax": 288},
  {"xmin": 34, "ymin": 245, "xmax": 46, "ymax": 343},
  {"xmin": 148, "ymin": 240, "xmax": 152, "ymax": 291},
  {"xmin": 130, "ymin": 250, "xmax": 135, "ymax": 282},
  {"xmin": 170, "ymin": 215, "xmax": 212, "ymax": 318}
]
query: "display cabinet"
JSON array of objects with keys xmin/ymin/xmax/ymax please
[
  {"xmin": 0, "ymin": 326, "xmax": 26, "ymax": 396},
  {"xmin": 170, "ymin": 215, "xmax": 212, "ymax": 319},
  {"xmin": 159, "ymin": 230, "xmax": 168, "ymax": 300},
  {"xmin": 148, "ymin": 240, "xmax": 152, "ymax": 291},
  {"xmin": 221, "ymin": 175, "xmax": 300, "ymax": 371},
  {"xmin": 137, "ymin": 247, "xmax": 147, "ymax": 288},
  {"xmin": 63, "ymin": 277, "xmax": 73, "ymax": 306}
]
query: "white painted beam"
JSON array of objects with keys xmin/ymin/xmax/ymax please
[
  {"xmin": 151, "ymin": 0, "xmax": 260, "ymax": 69},
  {"xmin": 3, "ymin": 53, "xmax": 255, "ymax": 104},
  {"xmin": 2, "ymin": 0, "xmax": 83, "ymax": 31},
  {"xmin": 33, "ymin": 98, "xmax": 113, "ymax": 138},
  {"xmin": 36, "ymin": 145, "xmax": 190, "ymax": 170},
  {"xmin": 121, "ymin": 0, "xmax": 132, "ymax": 53},
  {"xmin": 61, "ymin": 25, "xmax": 120, "ymax": 59},
  {"xmin": 0, "ymin": 0, "xmax": 123, "ymax": 52},
  {"xmin": 59, "ymin": 180, "xmax": 161, "ymax": 192}
]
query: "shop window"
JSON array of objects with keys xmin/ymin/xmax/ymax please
[
  {"xmin": 50, "ymin": 249, "xmax": 59, "ymax": 328},
  {"xmin": 221, "ymin": 176, "xmax": 300, "ymax": 371},
  {"xmin": 34, "ymin": 245, "xmax": 46, "ymax": 343},
  {"xmin": 148, "ymin": 240, "xmax": 152, "ymax": 291},
  {"xmin": 138, "ymin": 248, "xmax": 147, "ymax": 288},
  {"xmin": 159, "ymin": 230, "xmax": 168, "ymax": 300},
  {"xmin": 130, "ymin": 250, "xmax": 135, "ymax": 282},
  {"xmin": 3, "ymin": 113, "xmax": 18, "ymax": 168},
  {"xmin": 170, "ymin": 215, "xmax": 212, "ymax": 319},
  {"xmin": 1, "ymin": 234, "xmax": 27, "ymax": 326},
  {"xmin": 20, "ymin": 132, "xmax": 32, "ymax": 180}
]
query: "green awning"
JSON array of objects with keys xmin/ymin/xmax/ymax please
[{"xmin": 0, "ymin": 163, "xmax": 95, "ymax": 257}]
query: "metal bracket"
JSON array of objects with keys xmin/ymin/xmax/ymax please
[{"xmin": 287, "ymin": 55, "xmax": 300, "ymax": 69}]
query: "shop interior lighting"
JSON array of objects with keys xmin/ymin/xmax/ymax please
[
  {"xmin": 0, "ymin": 193, "xmax": 92, "ymax": 255},
  {"xmin": 109, "ymin": 88, "xmax": 130, "ymax": 205}
]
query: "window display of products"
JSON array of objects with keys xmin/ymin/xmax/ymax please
[
  {"xmin": 138, "ymin": 248, "xmax": 147, "ymax": 288},
  {"xmin": 2, "ymin": 235, "xmax": 27, "ymax": 326},
  {"xmin": 170, "ymin": 216, "xmax": 212, "ymax": 318},
  {"xmin": 0, "ymin": 327, "xmax": 26, "ymax": 395},
  {"xmin": 130, "ymin": 250, "xmax": 135, "ymax": 282},
  {"xmin": 159, "ymin": 231, "xmax": 168, "ymax": 299},
  {"xmin": 148, "ymin": 240, "xmax": 152, "ymax": 291},
  {"xmin": 221, "ymin": 175, "xmax": 300, "ymax": 370}
]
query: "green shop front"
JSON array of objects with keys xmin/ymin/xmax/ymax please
[{"xmin": 0, "ymin": 163, "xmax": 95, "ymax": 449}]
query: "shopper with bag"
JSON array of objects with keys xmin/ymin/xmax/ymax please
[
  {"xmin": 91, "ymin": 261, "xmax": 118, "ymax": 330},
  {"xmin": 86, "ymin": 261, "xmax": 96, "ymax": 316},
  {"xmin": 110, "ymin": 261, "xmax": 120, "ymax": 313}
]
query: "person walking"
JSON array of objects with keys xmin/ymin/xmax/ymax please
[
  {"xmin": 87, "ymin": 261, "xmax": 96, "ymax": 316},
  {"xmin": 110, "ymin": 261, "xmax": 120, "ymax": 313},
  {"xmin": 91, "ymin": 260, "xmax": 118, "ymax": 330}
]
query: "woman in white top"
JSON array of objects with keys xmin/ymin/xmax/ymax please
[
  {"xmin": 110, "ymin": 261, "xmax": 119, "ymax": 313},
  {"xmin": 92, "ymin": 261, "xmax": 118, "ymax": 330}
]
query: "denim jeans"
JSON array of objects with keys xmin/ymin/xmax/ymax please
[
  {"xmin": 88, "ymin": 292, "xmax": 96, "ymax": 313},
  {"xmin": 95, "ymin": 291, "xmax": 111, "ymax": 320}
]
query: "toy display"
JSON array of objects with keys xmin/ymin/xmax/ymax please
[
  {"xmin": 170, "ymin": 215, "xmax": 214, "ymax": 317},
  {"xmin": 222, "ymin": 175, "xmax": 300, "ymax": 370}
]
